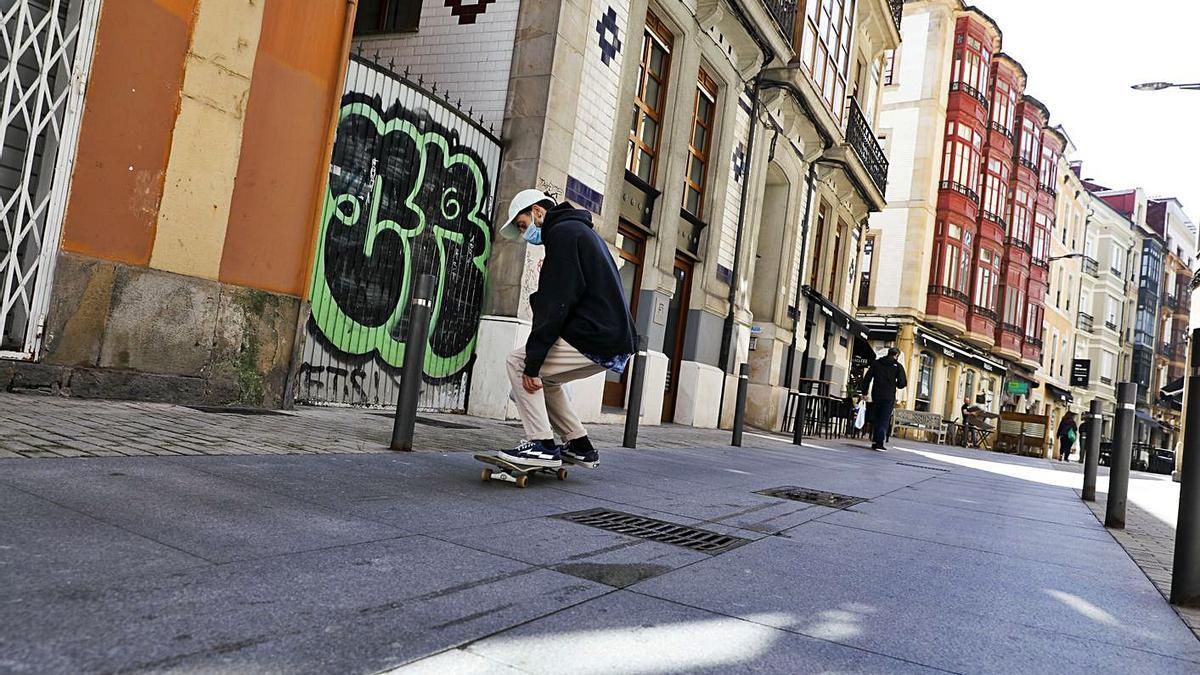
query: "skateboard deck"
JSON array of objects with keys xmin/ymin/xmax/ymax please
[{"xmin": 475, "ymin": 454, "xmax": 569, "ymax": 488}]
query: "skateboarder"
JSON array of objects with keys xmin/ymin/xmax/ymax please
[
  {"xmin": 861, "ymin": 347, "xmax": 907, "ymax": 451},
  {"xmin": 494, "ymin": 189, "xmax": 638, "ymax": 468}
]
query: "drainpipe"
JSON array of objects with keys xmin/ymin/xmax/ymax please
[{"xmin": 782, "ymin": 153, "xmax": 824, "ymax": 389}]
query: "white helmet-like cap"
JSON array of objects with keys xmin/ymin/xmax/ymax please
[{"xmin": 497, "ymin": 188, "xmax": 553, "ymax": 241}]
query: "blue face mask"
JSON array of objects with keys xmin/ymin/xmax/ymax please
[{"xmin": 522, "ymin": 216, "xmax": 543, "ymax": 246}]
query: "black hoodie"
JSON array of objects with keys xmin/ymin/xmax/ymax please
[{"xmin": 524, "ymin": 203, "xmax": 638, "ymax": 377}]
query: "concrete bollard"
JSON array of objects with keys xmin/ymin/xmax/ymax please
[
  {"xmin": 1105, "ymin": 382, "xmax": 1137, "ymax": 528},
  {"xmin": 390, "ymin": 273, "xmax": 436, "ymax": 451}
]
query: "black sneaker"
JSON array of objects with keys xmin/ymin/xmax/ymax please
[
  {"xmin": 561, "ymin": 437, "xmax": 599, "ymax": 468},
  {"xmin": 499, "ymin": 440, "xmax": 561, "ymax": 467}
]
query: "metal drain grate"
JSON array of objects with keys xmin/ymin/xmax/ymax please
[
  {"xmin": 369, "ymin": 413, "xmax": 479, "ymax": 430},
  {"xmin": 187, "ymin": 406, "xmax": 289, "ymax": 416},
  {"xmin": 896, "ymin": 461, "xmax": 950, "ymax": 472},
  {"xmin": 555, "ymin": 508, "xmax": 749, "ymax": 554},
  {"xmin": 755, "ymin": 487, "xmax": 866, "ymax": 509}
]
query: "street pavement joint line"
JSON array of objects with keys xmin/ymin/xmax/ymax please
[
  {"xmin": 430, "ymin": 603, "xmax": 519, "ymax": 631},
  {"xmin": 359, "ymin": 567, "xmax": 543, "ymax": 617},
  {"xmin": 884, "ymin": 491, "xmax": 1114, "ymax": 534},
  {"xmin": 621, "ymin": 588, "xmax": 965, "ymax": 675},
  {"xmin": 106, "ymin": 630, "xmax": 300, "ymax": 673},
  {"xmin": 0, "ymin": 477, "xmax": 221, "ymax": 567},
  {"xmin": 791, "ymin": 475, "xmax": 939, "ymax": 534}
]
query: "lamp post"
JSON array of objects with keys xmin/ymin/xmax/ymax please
[
  {"xmin": 1131, "ymin": 82, "xmax": 1200, "ymax": 92},
  {"xmin": 1049, "ymin": 253, "xmax": 1083, "ymax": 262}
]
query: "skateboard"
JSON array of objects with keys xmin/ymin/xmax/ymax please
[{"xmin": 474, "ymin": 454, "xmax": 597, "ymax": 488}]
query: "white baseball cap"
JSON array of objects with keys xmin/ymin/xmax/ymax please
[{"xmin": 497, "ymin": 188, "xmax": 553, "ymax": 241}]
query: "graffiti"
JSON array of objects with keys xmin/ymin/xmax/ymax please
[{"xmin": 301, "ymin": 56, "xmax": 501, "ymax": 411}]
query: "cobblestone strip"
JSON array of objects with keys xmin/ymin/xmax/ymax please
[{"xmin": 1085, "ymin": 496, "xmax": 1200, "ymax": 639}]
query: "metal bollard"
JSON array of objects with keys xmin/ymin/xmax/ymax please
[
  {"xmin": 1105, "ymin": 382, "xmax": 1137, "ymax": 528},
  {"xmin": 792, "ymin": 392, "xmax": 807, "ymax": 446},
  {"xmin": 622, "ymin": 337, "xmax": 648, "ymax": 449},
  {"xmin": 390, "ymin": 273, "xmax": 436, "ymax": 451},
  {"xmin": 1082, "ymin": 399, "xmax": 1102, "ymax": 502},
  {"xmin": 1171, "ymin": 328, "xmax": 1200, "ymax": 605},
  {"xmin": 732, "ymin": 363, "xmax": 749, "ymax": 447}
]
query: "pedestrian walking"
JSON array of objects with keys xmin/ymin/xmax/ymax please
[
  {"xmin": 493, "ymin": 189, "xmax": 638, "ymax": 469},
  {"xmin": 1056, "ymin": 411, "xmax": 1078, "ymax": 462},
  {"xmin": 861, "ymin": 347, "xmax": 908, "ymax": 451}
]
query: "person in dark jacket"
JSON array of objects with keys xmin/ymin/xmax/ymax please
[
  {"xmin": 494, "ymin": 189, "xmax": 637, "ymax": 469},
  {"xmin": 1056, "ymin": 411, "xmax": 1078, "ymax": 462},
  {"xmin": 860, "ymin": 347, "xmax": 908, "ymax": 451}
]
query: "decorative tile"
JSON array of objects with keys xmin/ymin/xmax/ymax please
[
  {"xmin": 596, "ymin": 6, "xmax": 623, "ymax": 66},
  {"xmin": 566, "ymin": 175, "xmax": 604, "ymax": 215},
  {"xmin": 445, "ymin": 0, "xmax": 496, "ymax": 25},
  {"xmin": 732, "ymin": 142, "xmax": 746, "ymax": 183}
]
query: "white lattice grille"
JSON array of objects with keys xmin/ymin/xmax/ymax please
[{"xmin": 0, "ymin": 0, "xmax": 98, "ymax": 357}]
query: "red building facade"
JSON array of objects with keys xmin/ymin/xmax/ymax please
[{"xmin": 928, "ymin": 13, "xmax": 1058, "ymax": 368}]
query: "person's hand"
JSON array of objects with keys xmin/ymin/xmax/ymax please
[{"xmin": 522, "ymin": 375, "xmax": 543, "ymax": 394}]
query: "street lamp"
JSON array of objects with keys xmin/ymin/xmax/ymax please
[
  {"xmin": 1132, "ymin": 81, "xmax": 1200, "ymax": 92},
  {"xmin": 1049, "ymin": 252, "xmax": 1084, "ymax": 262}
]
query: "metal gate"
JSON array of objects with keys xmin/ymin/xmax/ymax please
[
  {"xmin": 298, "ymin": 54, "xmax": 501, "ymax": 411},
  {"xmin": 0, "ymin": 0, "xmax": 101, "ymax": 359}
]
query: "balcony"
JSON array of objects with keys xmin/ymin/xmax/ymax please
[
  {"xmin": 949, "ymin": 81, "xmax": 988, "ymax": 107},
  {"xmin": 888, "ymin": 0, "xmax": 903, "ymax": 31},
  {"xmin": 1001, "ymin": 322, "xmax": 1023, "ymax": 335},
  {"xmin": 939, "ymin": 180, "xmax": 979, "ymax": 203},
  {"xmin": 1083, "ymin": 256, "xmax": 1099, "ymax": 277},
  {"xmin": 972, "ymin": 306, "xmax": 998, "ymax": 322},
  {"xmin": 980, "ymin": 210, "xmax": 1008, "ymax": 229},
  {"xmin": 1039, "ymin": 183, "xmax": 1058, "ymax": 197},
  {"xmin": 761, "ymin": 0, "xmax": 798, "ymax": 46},
  {"xmin": 989, "ymin": 121, "xmax": 1013, "ymax": 140},
  {"xmin": 846, "ymin": 98, "xmax": 889, "ymax": 194},
  {"xmin": 1166, "ymin": 295, "xmax": 1179, "ymax": 311},
  {"xmin": 1105, "ymin": 320, "xmax": 1118, "ymax": 332},
  {"xmin": 928, "ymin": 285, "xmax": 969, "ymax": 304},
  {"xmin": 1078, "ymin": 312, "xmax": 1094, "ymax": 332},
  {"xmin": 1006, "ymin": 236, "xmax": 1031, "ymax": 254},
  {"xmin": 1017, "ymin": 156, "xmax": 1038, "ymax": 173}
]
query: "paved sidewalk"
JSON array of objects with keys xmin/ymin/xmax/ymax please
[{"xmin": 1, "ymin": 398, "xmax": 1198, "ymax": 673}]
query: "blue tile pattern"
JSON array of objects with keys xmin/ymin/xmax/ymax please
[
  {"xmin": 566, "ymin": 175, "xmax": 605, "ymax": 215},
  {"xmin": 596, "ymin": 7, "xmax": 623, "ymax": 66}
]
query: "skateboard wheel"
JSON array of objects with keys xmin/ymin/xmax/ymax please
[
  {"xmin": 515, "ymin": 475, "xmax": 529, "ymax": 488},
  {"xmin": 481, "ymin": 468, "xmax": 492, "ymax": 482},
  {"xmin": 556, "ymin": 468, "xmax": 568, "ymax": 481}
]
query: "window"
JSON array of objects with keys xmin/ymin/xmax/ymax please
[
  {"xmin": 981, "ymin": 158, "xmax": 1008, "ymax": 219},
  {"xmin": 915, "ymin": 352, "xmax": 935, "ymax": 412},
  {"xmin": 975, "ymin": 249, "xmax": 999, "ymax": 311},
  {"xmin": 1019, "ymin": 116, "xmax": 1040, "ymax": 167},
  {"xmin": 683, "ymin": 70, "xmax": 717, "ymax": 218},
  {"xmin": 940, "ymin": 121, "xmax": 983, "ymax": 198},
  {"xmin": 1110, "ymin": 245, "xmax": 1123, "ymax": 275},
  {"xmin": 858, "ymin": 234, "xmax": 875, "ymax": 307},
  {"xmin": 627, "ymin": 13, "xmax": 674, "ymax": 185},
  {"xmin": 354, "ymin": 0, "xmax": 421, "ymax": 35},
  {"xmin": 1003, "ymin": 284, "xmax": 1026, "ymax": 327},
  {"xmin": 991, "ymin": 79, "xmax": 1016, "ymax": 134},
  {"xmin": 1039, "ymin": 147, "xmax": 1058, "ymax": 189},
  {"xmin": 950, "ymin": 32, "xmax": 991, "ymax": 100},
  {"xmin": 828, "ymin": 221, "xmax": 844, "ymax": 299},
  {"xmin": 1032, "ymin": 213, "xmax": 1051, "ymax": 264},
  {"xmin": 1100, "ymin": 352, "xmax": 1115, "ymax": 382},
  {"xmin": 1010, "ymin": 188, "xmax": 1032, "ymax": 245},
  {"xmin": 1106, "ymin": 296, "xmax": 1119, "ymax": 326},
  {"xmin": 883, "ymin": 49, "xmax": 897, "ymax": 85},
  {"xmin": 810, "ymin": 202, "xmax": 828, "ymax": 287},
  {"xmin": 1066, "ymin": 275, "xmax": 1073, "ymax": 311},
  {"xmin": 801, "ymin": 0, "xmax": 857, "ymax": 119}
]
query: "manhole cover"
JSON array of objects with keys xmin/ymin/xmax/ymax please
[
  {"xmin": 755, "ymin": 487, "xmax": 866, "ymax": 509},
  {"xmin": 369, "ymin": 413, "xmax": 479, "ymax": 430},
  {"xmin": 554, "ymin": 508, "xmax": 749, "ymax": 554},
  {"xmin": 896, "ymin": 461, "xmax": 950, "ymax": 472},
  {"xmin": 187, "ymin": 406, "xmax": 289, "ymax": 416}
]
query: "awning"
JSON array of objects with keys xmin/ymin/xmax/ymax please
[
  {"xmin": 1161, "ymin": 377, "xmax": 1184, "ymax": 399},
  {"xmin": 914, "ymin": 327, "xmax": 1008, "ymax": 374},
  {"xmin": 1135, "ymin": 409, "xmax": 1157, "ymax": 425},
  {"xmin": 802, "ymin": 285, "xmax": 868, "ymax": 340},
  {"xmin": 1045, "ymin": 382, "xmax": 1073, "ymax": 403}
]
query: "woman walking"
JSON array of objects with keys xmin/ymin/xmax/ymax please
[{"xmin": 1056, "ymin": 411, "xmax": 1078, "ymax": 462}]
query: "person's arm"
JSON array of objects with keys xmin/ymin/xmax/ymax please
[
  {"xmin": 860, "ymin": 363, "xmax": 876, "ymax": 397},
  {"xmin": 524, "ymin": 233, "xmax": 586, "ymax": 377},
  {"xmin": 896, "ymin": 365, "xmax": 908, "ymax": 389}
]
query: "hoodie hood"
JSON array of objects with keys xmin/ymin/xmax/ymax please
[{"xmin": 542, "ymin": 202, "xmax": 594, "ymax": 232}]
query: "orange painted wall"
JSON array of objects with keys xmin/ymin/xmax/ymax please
[
  {"xmin": 60, "ymin": 0, "xmax": 196, "ymax": 265},
  {"xmin": 220, "ymin": 0, "xmax": 353, "ymax": 297}
]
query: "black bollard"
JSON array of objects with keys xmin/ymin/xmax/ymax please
[
  {"xmin": 1082, "ymin": 399, "xmax": 1102, "ymax": 502},
  {"xmin": 732, "ymin": 363, "xmax": 749, "ymax": 447},
  {"xmin": 390, "ymin": 273, "xmax": 436, "ymax": 451},
  {"xmin": 622, "ymin": 337, "xmax": 648, "ymax": 449},
  {"xmin": 1171, "ymin": 328, "xmax": 1200, "ymax": 605},
  {"xmin": 1105, "ymin": 382, "xmax": 1137, "ymax": 528},
  {"xmin": 792, "ymin": 391, "xmax": 807, "ymax": 446}
]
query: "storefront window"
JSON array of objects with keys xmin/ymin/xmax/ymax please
[{"xmin": 915, "ymin": 352, "xmax": 935, "ymax": 412}]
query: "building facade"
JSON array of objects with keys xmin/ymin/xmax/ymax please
[{"xmin": 1149, "ymin": 198, "xmax": 1197, "ymax": 452}]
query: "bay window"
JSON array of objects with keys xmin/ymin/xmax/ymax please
[
  {"xmin": 974, "ymin": 248, "xmax": 1000, "ymax": 312},
  {"xmin": 950, "ymin": 32, "xmax": 991, "ymax": 101},
  {"xmin": 1018, "ymin": 116, "xmax": 1040, "ymax": 168},
  {"xmin": 1003, "ymin": 285, "xmax": 1026, "ymax": 329},
  {"xmin": 940, "ymin": 121, "xmax": 983, "ymax": 199},
  {"xmin": 991, "ymin": 79, "xmax": 1016, "ymax": 135},
  {"xmin": 981, "ymin": 158, "xmax": 1008, "ymax": 220},
  {"xmin": 1009, "ymin": 188, "xmax": 1032, "ymax": 246},
  {"xmin": 1039, "ymin": 147, "xmax": 1058, "ymax": 190},
  {"xmin": 801, "ymin": 0, "xmax": 857, "ymax": 120}
]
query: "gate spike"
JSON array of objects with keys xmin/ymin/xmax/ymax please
[
  {"xmin": 456, "ymin": 97, "xmax": 462, "ymax": 108},
  {"xmin": 403, "ymin": 65, "xmax": 411, "ymax": 78},
  {"xmin": 354, "ymin": 43, "xmax": 364, "ymax": 56},
  {"xmin": 417, "ymin": 74, "xmax": 424, "ymax": 86},
  {"xmin": 431, "ymin": 82, "xmax": 438, "ymax": 94},
  {"xmin": 388, "ymin": 57, "xmax": 396, "ymax": 70},
  {"xmin": 373, "ymin": 50, "xmax": 381, "ymax": 62}
]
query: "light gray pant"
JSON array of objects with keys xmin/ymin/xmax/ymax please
[{"xmin": 507, "ymin": 339, "xmax": 604, "ymax": 442}]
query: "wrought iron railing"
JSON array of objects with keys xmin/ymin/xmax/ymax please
[
  {"xmin": 1001, "ymin": 322, "xmax": 1023, "ymax": 335},
  {"xmin": 846, "ymin": 97, "xmax": 889, "ymax": 194},
  {"xmin": 1105, "ymin": 320, "xmax": 1118, "ymax": 332},
  {"xmin": 1026, "ymin": 337, "xmax": 1043, "ymax": 349},
  {"xmin": 981, "ymin": 210, "xmax": 1008, "ymax": 228},
  {"xmin": 939, "ymin": 180, "xmax": 979, "ymax": 203},
  {"xmin": 928, "ymin": 285, "xmax": 969, "ymax": 303},
  {"xmin": 1083, "ymin": 256, "xmax": 1099, "ymax": 276},
  {"xmin": 1006, "ymin": 236, "xmax": 1031, "ymax": 254},
  {"xmin": 949, "ymin": 81, "xmax": 989, "ymax": 107},
  {"xmin": 990, "ymin": 121, "xmax": 1013, "ymax": 140},
  {"xmin": 761, "ymin": 0, "xmax": 798, "ymax": 46},
  {"xmin": 1078, "ymin": 312, "xmax": 1093, "ymax": 332},
  {"xmin": 972, "ymin": 306, "xmax": 998, "ymax": 322},
  {"xmin": 1017, "ymin": 156, "xmax": 1038, "ymax": 172},
  {"xmin": 1101, "ymin": 376, "xmax": 1113, "ymax": 385},
  {"xmin": 1040, "ymin": 183, "xmax": 1058, "ymax": 197},
  {"xmin": 888, "ymin": 0, "xmax": 904, "ymax": 31}
]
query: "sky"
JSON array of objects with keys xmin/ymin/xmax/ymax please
[{"xmin": 970, "ymin": 0, "xmax": 1199, "ymax": 222}]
